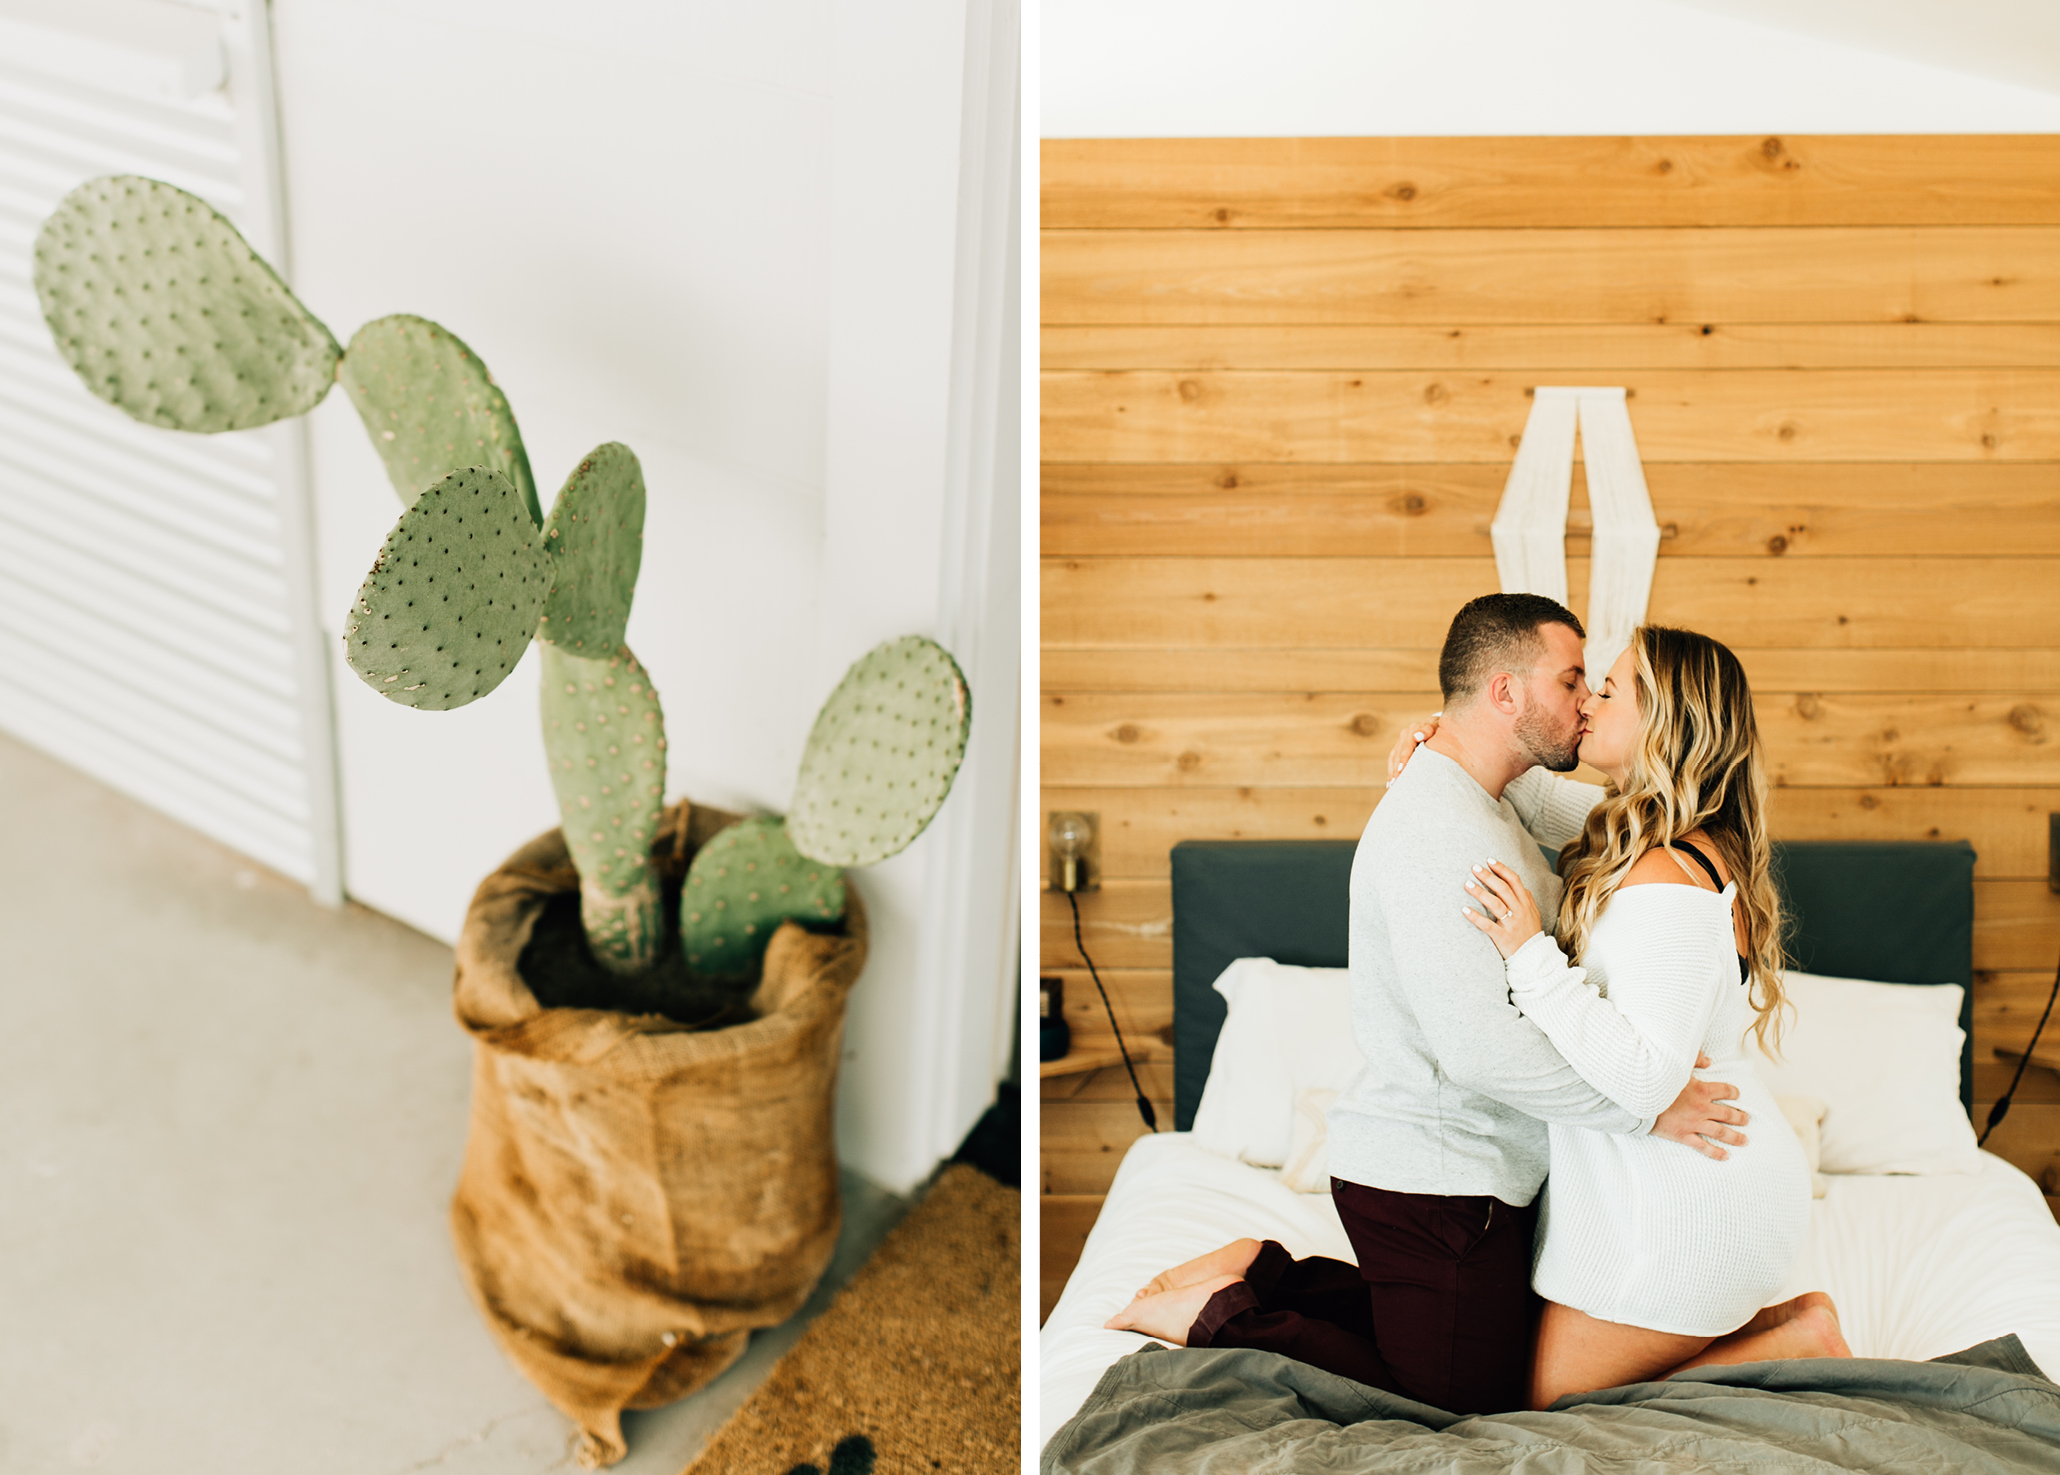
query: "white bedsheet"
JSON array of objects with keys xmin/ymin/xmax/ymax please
[{"xmin": 1039, "ymin": 1133, "xmax": 2060, "ymax": 1449}]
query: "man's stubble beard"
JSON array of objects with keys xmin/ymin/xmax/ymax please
[{"xmin": 1515, "ymin": 702, "xmax": 1582, "ymax": 773}]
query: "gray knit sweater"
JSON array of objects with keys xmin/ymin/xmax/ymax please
[{"xmin": 1324, "ymin": 747, "xmax": 1653, "ymax": 1206}]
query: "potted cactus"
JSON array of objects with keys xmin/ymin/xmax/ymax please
[{"xmin": 32, "ymin": 175, "xmax": 972, "ymax": 1465}]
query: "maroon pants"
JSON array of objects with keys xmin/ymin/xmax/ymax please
[{"xmin": 1186, "ymin": 1180, "xmax": 1540, "ymax": 1415}]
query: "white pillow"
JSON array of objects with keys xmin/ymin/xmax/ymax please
[
  {"xmin": 1749, "ymin": 971, "xmax": 1980, "ymax": 1176},
  {"xmin": 1773, "ymin": 1094, "xmax": 1829, "ymax": 1199},
  {"xmin": 1189, "ymin": 958, "xmax": 1364, "ymax": 1169},
  {"xmin": 1189, "ymin": 958, "xmax": 1283, "ymax": 1163},
  {"xmin": 1280, "ymin": 1088, "xmax": 1340, "ymax": 1193}
]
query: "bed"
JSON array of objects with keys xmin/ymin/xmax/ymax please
[{"xmin": 1039, "ymin": 838, "xmax": 2060, "ymax": 1454}]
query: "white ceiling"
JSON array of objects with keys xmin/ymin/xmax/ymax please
[
  {"xmin": 1678, "ymin": 1, "xmax": 2060, "ymax": 97},
  {"xmin": 1042, "ymin": 0, "xmax": 2060, "ymax": 138}
]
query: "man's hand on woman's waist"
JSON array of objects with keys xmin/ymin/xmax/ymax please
[{"xmin": 1651, "ymin": 1055, "xmax": 1749, "ymax": 1160}]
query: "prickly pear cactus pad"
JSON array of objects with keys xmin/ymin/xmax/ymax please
[
  {"xmin": 344, "ymin": 466, "xmax": 549, "ymax": 709},
  {"xmin": 337, "ymin": 314, "xmax": 540, "ymax": 525},
  {"xmin": 680, "ymin": 815, "xmax": 845, "ymax": 981},
  {"xmin": 538, "ymin": 442, "xmax": 644, "ymax": 652},
  {"xmin": 787, "ymin": 635, "xmax": 971, "ymax": 868},
  {"xmin": 33, "ymin": 175, "xmax": 341, "ymax": 433},
  {"xmin": 540, "ymin": 641, "xmax": 668, "ymax": 974}
]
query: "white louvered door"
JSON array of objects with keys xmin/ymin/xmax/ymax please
[{"xmin": 0, "ymin": 0, "xmax": 341, "ymax": 900}]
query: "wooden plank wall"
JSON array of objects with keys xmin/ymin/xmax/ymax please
[{"xmin": 1039, "ymin": 136, "xmax": 2060, "ymax": 1320}]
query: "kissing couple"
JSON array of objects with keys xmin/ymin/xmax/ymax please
[{"xmin": 1107, "ymin": 592, "xmax": 1848, "ymax": 1411}]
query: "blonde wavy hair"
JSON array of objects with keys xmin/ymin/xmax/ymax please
[{"xmin": 1556, "ymin": 625, "xmax": 1789, "ymax": 1053}]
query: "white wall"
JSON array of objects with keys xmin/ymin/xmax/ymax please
[
  {"xmin": 270, "ymin": 0, "xmax": 1014, "ymax": 1194},
  {"xmin": 821, "ymin": 0, "xmax": 1022, "ymax": 1189},
  {"xmin": 1043, "ymin": 0, "xmax": 2060, "ymax": 136}
]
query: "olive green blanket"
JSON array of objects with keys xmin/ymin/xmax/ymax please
[{"xmin": 1043, "ymin": 1337, "xmax": 2059, "ymax": 1473}]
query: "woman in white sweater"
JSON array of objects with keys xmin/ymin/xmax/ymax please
[{"xmin": 1460, "ymin": 623, "xmax": 1839, "ymax": 1408}]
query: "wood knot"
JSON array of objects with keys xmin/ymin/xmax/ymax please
[
  {"xmin": 1217, "ymin": 470, "xmax": 1240, "ymax": 489},
  {"xmin": 1388, "ymin": 182, "xmax": 1418, "ymax": 202},
  {"xmin": 1212, "ymin": 207, "xmax": 1231, "ymax": 223},
  {"xmin": 1777, "ymin": 421, "xmax": 1798, "ymax": 441},
  {"xmin": 1762, "ymin": 136, "xmax": 1784, "ymax": 159},
  {"xmin": 1655, "ymin": 158, "xmax": 1674, "ymax": 174},
  {"xmin": 1176, "ymin": 379, "xmax": 1202, "ymax": 403},
  {"xmin": 1858, "ymin": 793, "xmax": 1878, "ymax": 810},
  {"xmin": 1700, "ymin": 324, "xmax": 1714, "ymax": 336},
  {"xmin": 1113, "ymin": 723, "xmax": 1140, "ymax": 744},
  {"xmin": 1767, "ymin": 535, "xmax": 1788, "ymax": 555},
  {"xmin": 1982, "ymin": 433, "xmax": 1998, "ymax": 449},
  {"xmin": 2008, "ymin": 703, "xmax": 2045, "ymax": 739},
  {"xmin": 1349, "ymin": 713, "xmax": 1381, "ymax": 737},
  {"xmin": 1389, "ymin": 492, "xmax": 1429, "ymax": 517},
  {"xmin": 1422, "ymin": 382, "xmax": 1449, "ymax": 406},
  {"xmin": 1795, "ymin": 694, "xmax": 1821, "ymax": 720},
  {"xmin": 1176, "ymin": 750, "xmax": 1202, "ymax": 772}
]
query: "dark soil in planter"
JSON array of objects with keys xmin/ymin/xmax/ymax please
[{"xmin": 517, "ymin": 873, "xmax": 758, "ymax": 1028}]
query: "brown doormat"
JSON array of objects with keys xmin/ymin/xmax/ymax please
[{"xmin": 685, "ymin": 1164, "xmax": 1020, "ymax": 1475}]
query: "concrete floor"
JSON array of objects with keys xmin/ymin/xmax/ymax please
[{"xmin": 0, "ymin": 731, "xmax": 908, "ymax": 1473}]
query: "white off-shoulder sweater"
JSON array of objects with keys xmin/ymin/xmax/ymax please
[{"xmin": 1507, "ymin": 878, "xmax": 1812, "ymax": 1336}]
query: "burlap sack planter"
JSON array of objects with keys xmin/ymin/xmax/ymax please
[{"xmin": 449, "ymin": 800, "xmax": 867, "ymax": 1468}]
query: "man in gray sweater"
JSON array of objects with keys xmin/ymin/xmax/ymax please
[{"xmin": 1115, "ymin": 594, "xmax": 1749, "ymax": 1414}]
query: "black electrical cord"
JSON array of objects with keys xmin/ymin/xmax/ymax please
[
  {"xmin": 1980, "ymin": 950, "xmax": 2060, "ymax": 1148},
  {"xmin": 1067, "ymin": 887, "xmax": 1156, "ymax": 1131}
]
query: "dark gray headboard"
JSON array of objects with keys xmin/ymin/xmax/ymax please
[{"xmin": 1170, "ymin": 838, "xmax": 1976, "ymax": 1131}]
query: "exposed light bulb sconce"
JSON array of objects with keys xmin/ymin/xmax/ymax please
[{"xmin": 1048, "ymin": 810, "xmax": 1100, "ymax": 893}]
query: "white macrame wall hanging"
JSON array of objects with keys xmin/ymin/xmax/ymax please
[{"xmin": 1489, "ymin": 387, "xmax": 1661, "ymax": 679}]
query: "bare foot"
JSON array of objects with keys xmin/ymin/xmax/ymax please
[
  {"xmin": 1670, "ymin": 1295, "xmax": 1852, "ymax": 1377},
  {"xmin": 1737, "ymin": 1291, "xmax": 1835, "ymax": 1338},
  {"xmin": 1133, "ymin": 1238, "xmax": 1263, "ymax": 1300},
  {"xmin": 1103, "ymin": 1273, "xmax": 1242, "ymax": 1345},
  {"xmin": 1788, "ymin": 1303, "xmax": 1853, "ymax": 1360}
]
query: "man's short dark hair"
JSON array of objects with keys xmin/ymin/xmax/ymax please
[{"xmin": 1437, "ymin": 593, "xmax": 1585, "ymax": 706}]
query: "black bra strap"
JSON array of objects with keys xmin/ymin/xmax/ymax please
[
  {"xmin": 1665, "ymin": 843, "xmax": 1748, "ymax": 982},
  {"xmin": 1666, "ymin": 841, "xmax": 1726, "ymax": 891}
]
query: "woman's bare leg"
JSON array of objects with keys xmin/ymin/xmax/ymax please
[
  {"xmin": 1531, "ymin": 1295, "xmax": 1852, "ymax": 1407},
  {"xmin": 1665, "ymin": 1297, "xmax": 1850, "ymax": 1376},
  {"xmin": 1132, "ymin": 1238, "xmax": 1263, "ymax": 1300},
  {"xmin": 1529, "ymin": 1301, "xmax": 1711, "ymax": 1410},
  {"xmin": 1103, "ymin": 1273, "xmax": 1243, "ymax": 1343}
]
